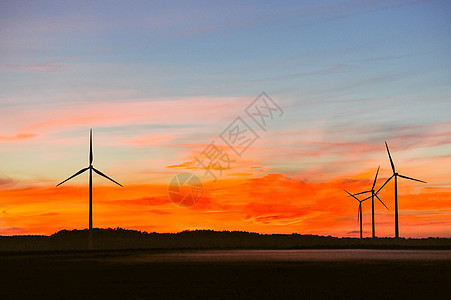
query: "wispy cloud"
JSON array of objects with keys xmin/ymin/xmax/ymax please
[
  {"xmin": 4, "ymin": 64, "xmax": 64, "ymax": 72},
  {"xmin": 0, "ymin": 177, "xmax": 15, "ymax": 187},
  {"xmin": 176, "ymin": 0, "xmax": 430, "ymax": 37},
  {"xmin": 0, "ymin": 226, "xmax": 30, "ymax": 235},
  {"xmin": 0, "ymin": 133, "xmax": 36, "ymax": 141},
  {"xmin": 3, "ymin": 46, "xmax": 127, "ymax": 73},
  {"xmin": 253, "ymin": 64, "xmax": 348, "ymax": 83},
  {"xmin": 176, "ymin": 14, "xmax": 271, "ymax": 36}
]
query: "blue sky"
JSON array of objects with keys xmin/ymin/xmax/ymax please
[{"xmin": 1, "ymin": 0, "xmax": 450, "ymax": 179}]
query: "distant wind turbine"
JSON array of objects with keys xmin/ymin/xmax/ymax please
[
  {"xmin": 344, "ymin": 190, "xmax": 370, "ymax": 239},
  {"xmin": 350, "ymin": 166, "xmax": 389, "ymax": 238},
  {"xmin": 377, "ymin": 142, "xmax": 426, "ymax": 238},
  {"xmin": 56, "ymin": 129, "xmax": 123, "ymax": 248}
]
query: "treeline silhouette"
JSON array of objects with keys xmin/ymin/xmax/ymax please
[{"xmin": 1, "ymin": 228, "xmax": 450, "ymax": 251}]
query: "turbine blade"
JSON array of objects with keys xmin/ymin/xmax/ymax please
[
  {"xmin": 362, "ymin": 195, "xmax": 372, "ymax": 201},
  {"xmin": 385, "ymin": 141, "xmax": 396, "ymax": 173},
  {"xmin": 93, "ymin": 167, "xmax": 123, "ymax": 187},
  {"xmin": 372, "ymin": 166, "xmax": 380, "ymax": 190},
  {"xmin": 354, "ymin": 190, "xmax": 371, "ymax": 196},
  {"xmin": 357, "ymin": 204, "xmax": 360, "ymax": 222},
  {"xmin": 344, "ymin": 190, "xmax": 361, "ymax": 202},
  {"xmin": 398, "ymin": 174, "xmax": 426, "ymax": 184},
  {"xmin": 56, "ymin": 167, "xmax": 89, "ymax": 186},
  {"xmin": 90, "ymin": 129, "xmax": 93, "ymax": 165},
  {"xmin": 375, "ymin": 193, "xmax": 389, "ymax": 210},
  {"xmin": 376, "ymin": 175, "xmax": 394, "ymax": 194}
]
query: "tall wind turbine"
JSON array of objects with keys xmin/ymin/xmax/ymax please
[
  {"xmin": 377, "ymin": 142, "xmax": 426, "ymax": 238},
  {"xmin": 344, "ymin": 190, "xmax": 370, "ymax": 239},
  {"xmin": 352, "ymin": 166, "xmax": 389, "ymax": 238},
  {"xmin": 57, "ymin": 129, "xmax": 123, "ymax": 248}
]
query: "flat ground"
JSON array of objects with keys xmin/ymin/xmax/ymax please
[{"xmin": 1, "ymin": 249, "xmax": 450, "ymax": 299}]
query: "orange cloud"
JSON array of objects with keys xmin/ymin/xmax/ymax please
[
  {"xmin": 0, "ymin": 95, "xmax": 449, "ymax": 238},
  {"xmin": 0, "ymin": 133, "xmax": 37, "ymax": 141},
  {"xmin": 0, "ymin": 172, "xmax": 449, "ymax": 237}
]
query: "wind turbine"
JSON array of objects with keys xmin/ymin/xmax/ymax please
[
  {"xmin": 57, "ymin": 129, "xmax": 123, "ymax": 248},
  {"xmin": 344, "ymin": 190, "xmax": 370, "ymax": 239},
  {"xmin": 377, "ymin": 142, "xmax": 426, "ymax": 238},
  {"xmin": 351, "ymin": 166, "xmax": 389, "ymax": 238}
]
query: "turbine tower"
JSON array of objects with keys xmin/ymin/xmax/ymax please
[
  {"xmin": 345, "ymin": 190, "xmax": 370, "ymax": 239},
  {"xmin": 351, "ymin": 166, "xmax": 389, "ymax": 238},
  {"xmin": 57, "ymin": 129, "xmax": 123, "ymax": 248},
  {"xmin": 377, "ymin": 142, "xmax": 426, "ymax": 238}
]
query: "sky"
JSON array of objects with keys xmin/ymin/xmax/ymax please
[{"xmin": 0, "ymin": 0, "xmax": 450, "ymax": 237}]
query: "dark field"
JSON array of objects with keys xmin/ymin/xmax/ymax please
[{"xmin": 1, "ymin": 249, "xmax": 450, "ymax": 299}]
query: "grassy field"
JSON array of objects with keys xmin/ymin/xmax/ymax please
[
  {"xmin": 2, "ymin": 229, "xmax": 449, "ymax": 298},
  {"xmin": 1, "ymin": 248, "xmax": 450, "ymax": 299}
]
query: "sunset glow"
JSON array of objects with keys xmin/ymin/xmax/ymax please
[{"xmin": 1, "ymin": 0, "xmax": 450, "ymax": 237}]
